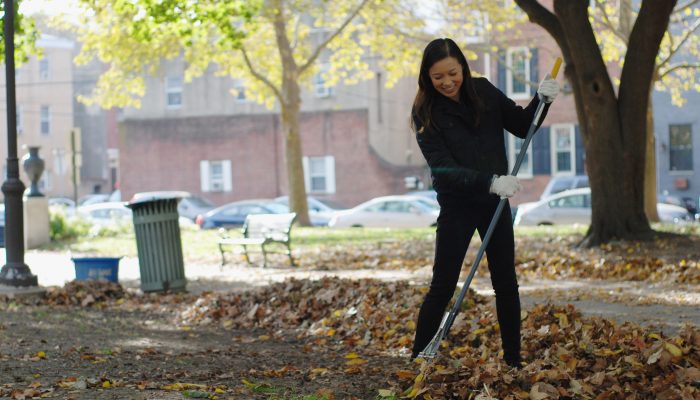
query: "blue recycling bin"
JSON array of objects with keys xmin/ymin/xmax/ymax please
[{"xmin": 72, "ymin": 257, "xmax": 121, "ymax": 282}]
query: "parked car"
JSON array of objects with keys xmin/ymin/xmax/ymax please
[
  {"xmin": 49, "ymin": 197, "xmax": 77, "ymax": 217},
  {"xmin": 405, "ymin": 190, "xmax": 438, "ymax": 202},
  {"xmin": 515, "ymin": 188, "xmax": 693, "ymax": 226},
  {"xmin": 78, "ymin": 193, "xmax": 111, "ymax": 207},
  {"xmin": 273, "ymin": 196, "xmax": 345, "ymax": 227},
  {"xmin": 328, "ymin": 195, "xmax": 440, "ymax": 228},
  {"xmin": 131, "ymin": 191, "xmax": 215, "ymax": 221},
  {"xmin": 540, "ymin": 175, "xmax": 589, "ymax": 200},
  {"xmin": 658, "ymin": 193, "xmax": 698, "ymax": 218},
  {"xmin": 195, "ymin": 199, "xmax": 289, "ymax": 229},
  {"xmin": 77, "ymin": 201, "xmax": 133, "ymax": 227}
]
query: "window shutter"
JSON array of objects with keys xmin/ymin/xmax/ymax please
[
  {"xmin": 497, "ymin": 49, "xmax": 506, "ymax": 91},
  {"xmin": 200, "ymin": 160, "xmax": 210, "ymax": 192},
  {"xmin": 575, "ymin": 125, "xmax": 586, "ymax": 175},
  {"xmin": 222, "ymin": 160, "xmax": 232, "ymax": 192},
  {"xmin": 325, "ymin": 156, "xmax": 336, "ymax": 194},
  {"xmin": 533, "ymin": 126, "xmax": 550, "ymax": 175},
  {"xmin": 529, "ymin": 48, "xmax": 539, "ymax": 96},
  {"xmin": 302, "ymin": 156, "xmax": 310, "ymax": 192}
]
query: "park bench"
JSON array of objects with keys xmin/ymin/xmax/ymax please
[{"xmin": 217, "ymin": 212, "xmax": 296, "ymax": 268}]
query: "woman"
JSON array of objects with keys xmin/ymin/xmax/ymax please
[{"xmin": 411, "ymin": 38, "xmax": 559, "ymax": 368}]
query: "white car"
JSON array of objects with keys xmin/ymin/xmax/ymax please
[
  {"xmin": 77, "ymin": 202, "xmax": 133, "ymax": 227},
  {"xmin": 514, "ymin": 188, "xmax": 692, "ymax": 226},
  {"xmin": 328, "ymin": 195, "xmax": 439, "ymax": 228}
]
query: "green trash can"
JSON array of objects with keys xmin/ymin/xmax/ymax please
[{"xmin": 127, "ymin": 195, "xmax": 187, "ymax": 292}]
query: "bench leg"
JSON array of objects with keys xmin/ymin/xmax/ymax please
[
  {"xmin": 242, "ymin": 245, "xmax": 253, "ymax": 266},
  {"xmin": 286, "ymin": 243, "xmax": 295, "ymax": 267},
  {"xmin": 262, "ymin": 246, "xmax": 268, "ymax": 268},
  {"xmin": 219, "ymin": 244, "xmax": 227, "ymax": 268}
]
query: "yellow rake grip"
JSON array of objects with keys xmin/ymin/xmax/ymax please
[{"xmin": 551, "ymin": 57, "xmax": 563, "ymax": 79}]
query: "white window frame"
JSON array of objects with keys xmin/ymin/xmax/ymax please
[
  {"xmin": 39, "ymin": 57, "xmax": 49, "ymax": 80},
  {"xmin": 550, "ymin": 123, "xmax": 576, "ymax": 176},
  {"xmin": 465, "ymin": 11, "xmax": 489, "ymax": 44},
  {"xmin": 53, "ymin": 148, "xmax": 66, "ymax": 176},
  {"xmin": 233, "ymin": 79, "xmax": 248, "ymax": 103},
  {"xmin": 16, "ymin": 105, "xmax": 23, "ymax": 135},
  {"xmin": 39, "ymin": 170, "xmax": 51, "ymax": 191},
  {"xmin": 302, "ymin": 156, "xmax": 336, "ymax": 194},
  {"xmin": 482, "ymin": 52, "xmax": 491, "ymax": 81},
  {"xmin": 166, "ymin": 76, "xmax": 183, "ymax": 108},
  {"xmin": 40, "ymin": 105, "xmax": 50, "ymax": 135},
  {"xmin": 508, "ymin": 135, "xmax": 533, "ymax": 178},
  {"xmin": 506, "ymin": 47, "xmax": 531, "ymax": 100},
  {"xmin": 200, "ymin": 160, "xmax": 232, "ymax": 193},
  {"xmin": 314, "ymin": 64, "xmax": 333, "ymax": 98}
]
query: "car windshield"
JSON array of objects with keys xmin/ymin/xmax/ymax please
[
  {"xmin": 415, "ymin": 199, "xmax": 440, "ymax": 211},
  {"xmin": 187, "ymin": 196, "xmax": 214, "ymax": 207},
  {"xmin": 265, "ymin": 203, "xmax": 289, "ymax": 213}
]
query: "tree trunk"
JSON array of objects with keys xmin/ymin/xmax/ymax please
[
  {"xmin": 281, "ymin": 99, "xmax": 311, "ymax": 226},
  {"xmin": 516, "ymin": 0, "xmax": 674, "ymax": 246},
  {"xmin": 272, "ymin": 0, "xmax": 311, "ymax": 226},
  {"xmin": 644, "ymin": 98, "xmax": 659, "ymax": 222}
]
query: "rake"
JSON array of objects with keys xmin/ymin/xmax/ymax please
[{"xmin": 417, "ymin": 57, "xmax": 563, "ymax": 360}]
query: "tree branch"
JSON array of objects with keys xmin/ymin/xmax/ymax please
[
  {"xmin": 656, "ymin": 13, "xmax": 699, "ymax": 71},
  {"xmin": 299, "ymin": 0, "xmax": 370, "ymax": 74},
  {"xmin": 240, "ymin": 46, "xmax": 283, "ymax": 102},
  {"xmin": 660, "ymin": 62, "xmax": 700, "ymax": 77},
  {"xmin": 592, "ymin": 0, "xmax": 630, "ymax": 44},
  {"xmin": 514, "ymin": 0, "xmax": 569, "ymax": 59}
]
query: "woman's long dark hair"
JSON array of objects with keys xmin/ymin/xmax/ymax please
[{"xmin": 411, "ymin": 38, "xmax": 484, "ymax": 133}]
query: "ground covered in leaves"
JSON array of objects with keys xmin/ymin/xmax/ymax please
[
  {"xmin": 2, "ymin": 230, "xmax": 700, "ymax": 399},
  {"xmin": 1, "ymin": 276, "xmax": 699, "ymax": 400}
]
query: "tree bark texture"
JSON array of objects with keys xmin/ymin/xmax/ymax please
[
  {"xmin": 271, "ymin": 0, "xmax": 311, "ymax": 226},
  {"xmin": 645, "ymin": 99, "xmax": 659, "ymax": 222},
  {"xmin": 516, "ymin": 0, "xmax": 675, "ymax": 246}
]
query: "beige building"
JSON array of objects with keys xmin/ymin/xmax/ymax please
[{"xmin": 0, "ymin": 34, "xmax": 76, "ymax": 200}]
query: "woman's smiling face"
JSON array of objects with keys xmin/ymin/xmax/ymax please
[{"xmin": 429, "ymin": 56, "xmax": 463, "ymax": 101}]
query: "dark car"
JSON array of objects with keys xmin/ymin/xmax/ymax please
[
  {"xmin": 195, "ymin": 199, "xmax": 289, "ymax": 229},
  {"xmin": 273, "ymin": 196, "xmax": 345, "ymax": 227}
]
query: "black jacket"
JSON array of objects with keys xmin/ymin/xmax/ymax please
[{"xmin": 414, "ymin": 77, "xmax": 549, "ymax": 201}]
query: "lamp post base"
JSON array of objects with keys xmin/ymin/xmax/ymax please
[{"xmin": 0, "ymin": 262, "xmax": 38, "ymax": 287}]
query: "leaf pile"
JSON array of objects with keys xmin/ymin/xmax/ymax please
[
  {"xmin": 179, "ymin": 277, "xmax": 485, "ymax": 349},
  {"xmin": 514, "ymin": 234, "xmax": 700, "ymax": 284},
  {"xmin": 297, "ymin": 239, "xmax": 434, "ymax": 271},
  {"xmin": 407, "ymin": 303, "xmax": 700, "ymax": 399},
  {"xmin": 41, "ymin": 281, "xmax": 127, "ymax": 307}
]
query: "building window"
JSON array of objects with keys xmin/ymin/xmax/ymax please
[
  {"xmin": 40, "ymin": 106, "xmax": 50, "ymax": 135},
  {"xmin": 506, "ymin": 47, "xmax": 530, "ymax": 99},
  {"xmin": 551, "ymin": 124, "xmax": 575, "ymax": 175},
  {"xmin": 16, "ymin": 105, "xmax": 23, "ymax": 135},
  {"xmin": 314, "ymin": 64, "xmax": 333, "ymax": 98},
  {"xmin": 39, "ymin": 58, "xmax": 49, "ymax": 80},
  {"xmin": 200, "ymin": 160, "xmax": 232, "ymax": 192},
  {"xmin": 39, "ymin": 170, "xmax": 51, "ymax": 191},
  {"xmin": 303, "ymin": 156, "xmax": 336, "ymax": 194},
  {"xmin": 53, "ymin": 148, "xmax": 66, "ymax": 176},
  {"xmin": 508, "ymin": 135, "xmax": 533, "ymax": 178},
  {"xmin": 233, "ymin": 79, "xmax": 247, "ymax": 103},
  {"xmin": 166, "ymin": 76, "xmax": 183, "ymax": 108},
  {"xmin": 669, "ymin": 124, "xmax": 693, "ymax": 172}
]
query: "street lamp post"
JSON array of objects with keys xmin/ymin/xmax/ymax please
[{"xmin": 1, "ymin": 0, "xmax": 38, "ymax": 287}]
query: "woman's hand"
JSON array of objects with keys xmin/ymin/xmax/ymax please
[
  {"xmin": 489, "ymin": 175, "xmax": 522, "ymax": 198},
  {"xmin": 537, "ymin": 73, "xmax": 559, "ymax": 103}
]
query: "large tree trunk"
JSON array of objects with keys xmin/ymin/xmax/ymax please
[
  {"xmin": 272, "ymin": 0, "xmax": 311, "ymax": 226},
  {"xmin": 645, "ymin": 99, "xmax": 659, "ymax": 222},
  {"xmin": 516, "ymin": 0, "xmax": 675, "ymax": 246}
]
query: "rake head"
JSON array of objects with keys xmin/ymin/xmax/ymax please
[{"xmin": 416, "ymin": 312, "xmax": 449, "ymax": 360}]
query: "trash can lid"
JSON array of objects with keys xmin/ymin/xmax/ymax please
[{"xmin": 127, "ymin": 191, "xmax": 186, "ymax": 208}]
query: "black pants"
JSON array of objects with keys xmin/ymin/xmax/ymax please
[{"xmin": 412, "ymin": 195, "xmax": 521, "ymax": 361}]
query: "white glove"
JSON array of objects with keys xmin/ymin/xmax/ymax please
[
  {"xmin": 537, "ymin": 73, "xmax": 559, "ymax": 103},
  {"xmin": 489, "ymin": 175, "xmax": 522, "ymax": 198}
]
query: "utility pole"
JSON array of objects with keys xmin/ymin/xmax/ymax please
[
  {"xmin": 1, "ymin": 0, "xmax": 38, "ymax": 286},
  {"xmin": 71, "ymin": 128, "xmax": 80, "ymax": 204}
]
